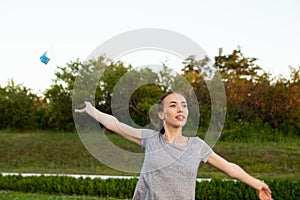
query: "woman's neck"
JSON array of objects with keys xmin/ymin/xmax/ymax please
[
  {"xmin": 164, "ymin": 126, "xmax": 181, "ymax": 137},
  {"xmin": 163, "ymin": 126, "xmax": 188, "ymax": 145}
]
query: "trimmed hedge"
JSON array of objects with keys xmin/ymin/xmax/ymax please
[
  {"xmin": 0, "ymin": 175, "xmax": 136, "ymax": 199},
  {"xmin": 0, "ymin": 175, "xmax": 299, "ymax": 199}
]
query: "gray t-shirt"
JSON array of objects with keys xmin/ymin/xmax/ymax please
[{"xmin": 132, "ymin": 129, "xmax": 212, "ymax": 200}]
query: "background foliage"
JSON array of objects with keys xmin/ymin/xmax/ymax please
[
  {"xmin": 0, "ymin": 48, "xmax": 299, "ymax": 137},
  {"xmin": 0, "ymin": 48, "xmax": 299, "ymax": 198}
]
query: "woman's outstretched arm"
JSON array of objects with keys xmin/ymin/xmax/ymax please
[
  {"xmin": 75, "ymin": 101, "xmax": 142, "ymax": 145},
  {"xmin": 207, "ymin": 152, "xmax": 273, "ymax": 200}
]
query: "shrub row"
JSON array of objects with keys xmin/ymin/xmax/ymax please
[
  {"xmin": 0, "ymin": 174, "xmax": 299, "ymax": 199},
  {"xmin": 196, "ymin": 178, "xmax": 300, "ymax": 200},
  {"xmin": 0, "ymin": 175, "xmax": 136, "ymax": 199}
]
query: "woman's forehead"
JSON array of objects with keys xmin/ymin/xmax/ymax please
[{"xmin": 164, "ymin": 93, "xmax": 186, "ymax": 103}]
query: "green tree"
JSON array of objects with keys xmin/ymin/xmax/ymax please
[
  {"xmin": 105, "ymin": 65, "xmax": 167, "ymax": 128},
  {"xmin": 44, "ymin": 84, "xmax": 73, "ymax": 131},
  {"xmin": 214, "ymin": 48, "xmax": 263, "ymax": 82},
  {"xmin": 0, "ymin": 80, "xmax": 37, "ymax": 131},
  {"xmin": 44, "ymin": 59, "xmax": 85, "ymax": 131},
  {"xmin": 95, "ymin": 60, "xmax": 130, "ymax": 113},
  {"xmin": 45, "ymin": 56, "xmax": 121, "ymax": 131},
  {"xmin": 48, "ymin": 55, "xmax": 169, "ymax": 131}
]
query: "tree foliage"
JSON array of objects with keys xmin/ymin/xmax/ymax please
[
  {"xmin": 214, "ymin": 48, "xmax": 300, "ymax": 135},
  {"xmin": 0, "ymin": 48, "xmax": 299, "ymax": 136},
  {"xmin": 0, "ymin": 80, "xmax": 37, "ymax": 130},
  {"xmin": 44, "ymin": 56, "xmax": 170, "ymax": 131}
]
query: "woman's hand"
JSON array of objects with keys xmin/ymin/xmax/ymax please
[
  {"xmin": 257, "ymin": 182, "xmax": 273, "ymax": 200},
  {"xmin": 75, "ymin": 101, "xmax": 93, "ymax": 115}
]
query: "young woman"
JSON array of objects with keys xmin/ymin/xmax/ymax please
[{"xmin": 75, "ymin": 91, "xmax": 273, "ymax": 200}]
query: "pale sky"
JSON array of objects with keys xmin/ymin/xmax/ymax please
[{"xmin": 1, "ymin": 0, "xmax": 299, "ymax": 95}]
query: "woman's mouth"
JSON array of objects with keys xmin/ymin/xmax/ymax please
[{"xmin": 175, "ymin": 115, "xmax": 185, "ymax": 121}]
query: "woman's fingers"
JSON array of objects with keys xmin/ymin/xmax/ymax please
[
  {"xmin": 75, "ymin": 108, "xmax": 85, "ymax": 113},
  {"xmin": 74, "ymin": 102, "xmax": 92, "ymax": 114}
]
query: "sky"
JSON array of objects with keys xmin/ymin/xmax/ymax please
[{"xmin": 1, "ymin": 0, "xmax": 300, "ymax": 95}]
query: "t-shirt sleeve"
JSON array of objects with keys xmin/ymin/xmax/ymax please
[
  {"xmin": 197, "ymin": 137, "xmax": 213, "ymax": 163},
  {"xmin": 141, "ymin": 129, "xmax": 157, "ymax": 151}
]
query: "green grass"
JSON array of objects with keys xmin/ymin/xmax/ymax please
[
  {"xmin": 199, "ymin": 141, "xmax": 300, "ymax": 179},
  {"xmin": 0, "ymin": 131, "xmax": 136, "ymax": 176},
  {"xmin": 0, "ymin": 131, "xmax": 299, "ymax": 179},
  {"xmin": 0, "ymin": 190, "xmax": 127, "ymax": 200}
]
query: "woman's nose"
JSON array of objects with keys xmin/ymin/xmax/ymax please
[{"xmin": 177, "ymin": 105, "xmax": 183, "ymax": 112}]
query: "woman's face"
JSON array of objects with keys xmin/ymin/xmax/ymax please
[{"xmin": 159, "ymin": 93, "xmax": 189, "ymax": 128}]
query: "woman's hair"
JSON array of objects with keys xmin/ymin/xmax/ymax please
[
  {"xmin": 158, "ymin": 91, "xmax": 175, "ymax": 112},
  {"xmin": 157, "ymin": 91, "xmax": 179, "ymax": 134}
]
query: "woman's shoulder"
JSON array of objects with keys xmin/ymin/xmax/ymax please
[
  {"xmin": 189, "ymin": 136, "xmax": 204, "ymax": 142},
  {"xmin": 188, "ymin": 136, "xmax": 213, "ymax": 160},
  {"xmin": 141, "ymin": 129, "xmax": 159, "ymax": 138},
  {"xmin": 188, "ymin": 136, "xmax": 210, "ymax": 147},
  {"xmin": 141, "ymin": 129, "xmax": 160, "ymax": 148}
]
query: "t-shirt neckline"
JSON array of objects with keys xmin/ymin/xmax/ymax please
[{"xmin": 159, "ymin": 133, "xmax": 191, "ymax": 148}]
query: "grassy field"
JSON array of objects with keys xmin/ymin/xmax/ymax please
[{"xmin": 0, "ymin": 131, "xmax": 299, "ymax": 180}]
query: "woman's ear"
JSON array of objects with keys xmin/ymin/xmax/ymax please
[{"xmin": 158, "ymin": 112, "xmax": 164, "ymax": 120}]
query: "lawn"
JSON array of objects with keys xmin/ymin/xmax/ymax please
[{"xmin": 0, "ymin": 131, "xmax": 299, "ymax": 179}]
